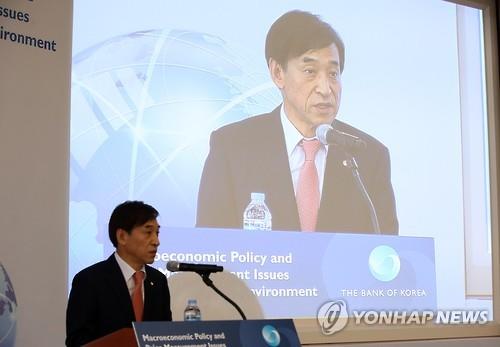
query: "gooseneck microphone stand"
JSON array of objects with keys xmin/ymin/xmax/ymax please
[
  {"xmin": 196, "ymin": 271, "xmax": 247, "ymax": 320},
  {"xmin": 343, "ymin": 153, "xmax": 381, "ymax": 234},
  {"xmin": 316, "ymin": 123, "xmax": 380, "ymax": 234}
]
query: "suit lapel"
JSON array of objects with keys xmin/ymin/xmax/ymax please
[
  {"xmin": 104, "ymin": 255, "xmax": 135, "ymax": 322},
  {"xmin": 260, "ymin": 109, "xmax": 300, "ymax": 231},
  {"xmin": 318, "ymin": 142, "xmax": 374, "ymax": 233},
  {"xmin": 142, "ymin": 267, "xmax": 155, "ymax": 320},
  {"xmin": 317, "ymin": 144, "xmax": 352, "ymax": 232}
]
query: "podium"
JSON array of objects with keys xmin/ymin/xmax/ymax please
[
  {"xmin": 83, "ymin": 328, "xmax": 136, "ymax": 347},
  {"xmin": 82, "ymin": 320, "xmax": 300, "ymax": 347}
]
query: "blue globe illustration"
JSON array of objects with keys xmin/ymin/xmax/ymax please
[
  {"xmin": 0, "ymin": 263, "xmax": 17, "ymax": 347},
  {"xmin": 261, "ymin": 324, "xmax": 280, "ymax": 347},
  {"xmin": 69, "ymin": 29, "xmax": 280, "ymax": 274},
  {"xmin": 368, "ymin": 245, "xmax": 401, "ymax": 282}
]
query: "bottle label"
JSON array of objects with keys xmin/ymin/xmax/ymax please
[
  {"xmin": 244, "ymin": 219, "xmax": 271, "ymax": 231},
  {"xmin": 243, "ymin": 199, "xmax": 272, "ymax": 231},
  {"xmin": 245, "ymin": 206, "xmax": 266, "ymax": 219}
]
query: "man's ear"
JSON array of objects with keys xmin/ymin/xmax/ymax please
[
  {"xmin": 268, "ymin": 58, "xmax": 285, "ymax": 89},
  {"xmin": 116, "ymin": 228, "xmax": 128, "ymax": 246}
]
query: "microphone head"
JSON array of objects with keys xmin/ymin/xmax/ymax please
[
  {"xmin": 315, "ymin": 123, "xmax": 367, "ymax": 150},
  {"xmin": 316, "ymin": 123, "xmax": 333, "ymax": 145},
  {"xmin": 166, "ymin": 260, "xmax": 180, "ymax": 272}
]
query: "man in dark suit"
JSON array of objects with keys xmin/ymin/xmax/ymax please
[
  {"xmin": 196, "ymin": 10, "xmax": 398, "ymax": 234},
  {"xmin": 66, "ymin": 201, "xmax": 172, "ymax": 347}
]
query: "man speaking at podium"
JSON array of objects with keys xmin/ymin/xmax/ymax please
[
  {"xmin": 66, "ymin": 201, "xmax": 172, "ymax": 347},
  {"xmin": 197, "ymin": 10, "xmax": 398, "ymax": 234}
]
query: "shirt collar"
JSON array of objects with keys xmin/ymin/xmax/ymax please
[
  {"xmin": 114, "ymin": 252, "xmax": 146, "ymax": 281},
  {"xmin": 280, "ymin": 104, "xmax": 324, "ymax": 156}
]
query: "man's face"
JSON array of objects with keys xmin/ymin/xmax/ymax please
[
  {"xmin": 270, "ymin": 44, "xmax": 342, "ymax": 137},
  {"xmin": 116, "ymin": 219, "xmax": 160, "ymax": 270}
]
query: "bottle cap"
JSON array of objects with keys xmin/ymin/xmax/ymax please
[{"xmin": 251, "ymin": 192, "xmax": 265, "ymax": 201}]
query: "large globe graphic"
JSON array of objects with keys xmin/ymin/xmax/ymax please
[
  {"xmin": 0, "ymin": 263, "xmax": 17, "ymax": 347},
  {"xmin": 69, "ymin": 29, "xmax": 280, "ymax": 274}
]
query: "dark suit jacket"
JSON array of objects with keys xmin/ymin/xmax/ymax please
[
  {"xmin": 196, "ymin": 107, "xmax": 398, "ymax": 234},
  {"xmin": 65, "ymin": 255, "xmax": 172, "ymax": 347}
]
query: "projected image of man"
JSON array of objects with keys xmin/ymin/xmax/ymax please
[{"xmin": 196, "ymin": 10, "xmax": 398, "ymax": 234}]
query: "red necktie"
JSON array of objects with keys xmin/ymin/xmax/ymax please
[
  {"xmin": 296, "ymin": 139, "xmax": 321, "ymax": 231},
  {"xmin": 132, "ymin": 271, "xmax": 145, "ymax": 321}
]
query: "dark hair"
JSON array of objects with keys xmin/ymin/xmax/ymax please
[
  {"xmin": 108, "ymin": 201, "xmax": 159, "ymax": 247},
  {"xmin": 265, "ymin": 10, "xmax": 345, "ymax": 72}
]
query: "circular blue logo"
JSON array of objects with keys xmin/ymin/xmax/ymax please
[
  {"xmin": 368, "ymin": 245, "xmax": 401, "ymax": 282},
  {"xmin": 261, "ymin": 324, "xmax": 280, "ymax": 347}
]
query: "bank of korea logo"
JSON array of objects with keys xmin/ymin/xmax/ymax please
[
  {"xmin": 261, "ymin": 324, "xmax": 280, "ymax": 346},
  {"xmin": 317, "ymin": 300, "xmax": 348, "ymax": 335},
  {"xmin": 368, "ymin": 245, "xmax": 401, "ymax": 282}
]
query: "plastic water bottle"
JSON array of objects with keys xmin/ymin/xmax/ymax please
[
  {"xmin": 183, "ymin": 299, "xmax": 201, "ymax": 321},
  {"xmin": 243, "ymin": 192, "xmax": 272, "ymax": 230}
]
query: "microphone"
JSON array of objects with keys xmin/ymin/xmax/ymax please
[
  {"xmin": 167, "ymin": 260, "xmax": 247, "ymax": 320},
  {"xmin": 166, "ymin": 260, "xmax": 223, "ymax": 274},
  {"xmin": 316, "ymin": 124, "xmax": 366, "ymax": 150}
]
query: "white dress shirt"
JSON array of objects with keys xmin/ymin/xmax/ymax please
[
  {"xmin": 280, "ymin": 105, "xmax": 328, "ymax": 198},
  {"xmin": 114, "ymin": 252, "xmax": 146, "ymax": 300}
]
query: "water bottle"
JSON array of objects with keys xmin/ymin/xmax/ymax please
[
  {"xmin": 183, "ymin": 299, "xmax": 201, "ymax": 321},
  {"xmin": 243, "ymin": 192, "xmax": 272, "ymax": 230}
]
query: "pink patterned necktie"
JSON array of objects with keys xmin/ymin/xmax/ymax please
[
  {"xmin": 132, "ymin": 271, "xmax": 145, "ymax": 321},
  {"xmin": 296, "ymin": 139, "xmax": 321, "ymax": 231}
]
